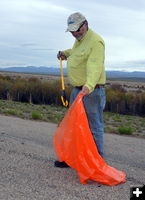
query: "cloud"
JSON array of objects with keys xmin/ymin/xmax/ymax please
[
  {"xmin": 0, "ymin": 0, "xmax": 145, "ymax": 71},
  {"xmin": 32, "ymin": 48, "xmax": 55, "ymax": 51},
  {"xmin": 105, "ymin": 36, "xmax": 145, "ymax": 63},
  {"xmin": 20, "ymin": 43, "xmax": 38, "ymax": 47}
]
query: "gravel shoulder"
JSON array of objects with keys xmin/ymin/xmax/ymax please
[{"xmin": 0, "ymin": 114, "xmax": 145, "ymax": 200}]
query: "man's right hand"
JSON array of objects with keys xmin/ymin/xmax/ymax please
[{"xmin": 57, "ymin": 51, "xmax": 67, "ymax": 60}]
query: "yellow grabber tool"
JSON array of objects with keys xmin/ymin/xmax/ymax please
[{"xmin": 59, "ymin": 58, "xmax": 69, "ymax": 107}]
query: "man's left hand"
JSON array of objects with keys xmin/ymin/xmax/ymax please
[{"xmin": 81, "ymin": 86, "xmax": 89, "ymax": 96}]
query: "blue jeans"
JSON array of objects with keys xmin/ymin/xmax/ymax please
[{"xmin": 69, "ymin": 87, "xmax": 106, "ymax": 158}]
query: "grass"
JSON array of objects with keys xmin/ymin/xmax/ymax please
[
  {"xmin": 117, "ymin": 127, "xmax": 134, "ymax": 135},
  {"xmin": 31, "ymin": 111, "xmax": 42, "ymax": 120},
  {"xmin": 103, "ymin": 112, "xmax": 145, "ymax": 137},
  {"xmin": 0, "ymin": 99, "xmax": 67, "ymax": 124},
  {"xmin": 0, "ymin": 99, "xmax": 145, "ymax": 138},
  {"xmin": 3, "ymin": 109, "xmax": 18, "ymax": 116}
]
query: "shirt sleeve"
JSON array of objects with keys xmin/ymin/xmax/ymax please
[
  {"xmin": 63, "ymin": 49, "xmax": 72, "ymax": 58},
  {"xmin": 84, "ymin": 41, "xmax": 105, "ymax": 93}
]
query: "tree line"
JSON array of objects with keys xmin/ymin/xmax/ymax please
[
  {"xmin": 0, "ymin": 74, "xmax": 145, "ymax": 116},
  {"xmin": 105, "ymin": 84, "xmax": 145, "ymax": 116}
]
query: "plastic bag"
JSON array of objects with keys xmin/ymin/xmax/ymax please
[{"xmin": 53, "ymin": 93, "xmax": 126, "ymax": 185}]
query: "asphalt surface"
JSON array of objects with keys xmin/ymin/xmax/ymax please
[{"xmin": 0, "ymin": 114, "xmax": 145, "ymax": 200}]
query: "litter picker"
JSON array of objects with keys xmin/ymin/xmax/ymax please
[{"xmin": 59, "ymin": 58, "xmax": 69, "ymax": 107}]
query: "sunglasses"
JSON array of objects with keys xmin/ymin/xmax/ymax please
[{"xmin": 71, "ymin": 21, "xmax": 86, "ymax": 32}]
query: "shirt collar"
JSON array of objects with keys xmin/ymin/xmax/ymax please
[{"xmin": 76, "ymin": 28, "xmax": 91, "ymax": 43}]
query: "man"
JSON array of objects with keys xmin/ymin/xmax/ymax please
[{"xmin": 55, "ymin": 12, "xmax": 106, "ymax": 168}]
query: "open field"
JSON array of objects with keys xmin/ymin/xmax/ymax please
[
  {"xmin": 0, "ymin": 71, "xmax": 60, "ymax": 82},
  {"xmin": 106, "ymin": 80, "xmax": 145, "ymax": 92},
  {"xmin": 0, "ymin": 71, "xmax": 145, "ymax": 91}
]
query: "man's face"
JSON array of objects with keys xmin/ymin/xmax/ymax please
[{"xmin": 70, "ymin": 22, "xmax": 87, "ymax": 41}]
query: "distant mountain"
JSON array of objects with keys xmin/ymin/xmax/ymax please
[
  {"xmin": 0, "ymin": 66, "xmax": 63, "ymax": 75},
  {"xmin": 0, "ymin": 66, "xmax": 145, "ymax": 81},
  {"xmin": 106, "ymin": 71, "xmax": 145, "ymax": 81},
  {"xmin": 106, "ymin": 71, "xmax": 145, "ymax": 78}
]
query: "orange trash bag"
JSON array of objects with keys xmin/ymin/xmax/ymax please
[{"xmin": 53, "ymin": 93, "xmax": 126, "ymax": 185}]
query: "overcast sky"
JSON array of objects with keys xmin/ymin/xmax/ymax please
[{"xmin": 0, "ymin": 0, "xmax": 145, "ymax": 71}]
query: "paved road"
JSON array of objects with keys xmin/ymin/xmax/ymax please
[{"xmin": 0, "ymin": 114, "xmax": 145, "ymax": 200}]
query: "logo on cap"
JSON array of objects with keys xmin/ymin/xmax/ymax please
[{"xmin": 68, "ymin": 20, "xmax": 75, "ymax": 25}]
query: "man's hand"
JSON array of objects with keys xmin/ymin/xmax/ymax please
[
  {"xmin": 57, "ymin": 51, "xmax": 67, "ymax": 60},
  {"xmin": 81, "ymin": 86, "xmax": 89, "ymax": 96}
]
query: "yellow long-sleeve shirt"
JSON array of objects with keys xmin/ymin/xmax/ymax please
[{"xmin": 63, "ymin": 28, "xmax": 106, "ymax": 93}]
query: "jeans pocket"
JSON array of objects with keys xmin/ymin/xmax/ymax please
[{"xmin": 83, "ymin": 88, "xmax": 105, "ymax": 114}]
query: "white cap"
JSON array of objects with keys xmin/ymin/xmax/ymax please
[{"xmin": 66, "ymin": 12, "xmax": 86, "ymax": 32}]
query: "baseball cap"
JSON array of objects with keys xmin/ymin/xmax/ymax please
[{"xmin": 66, "ymin": 12, "xmax": 86, "ymax": 32}]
